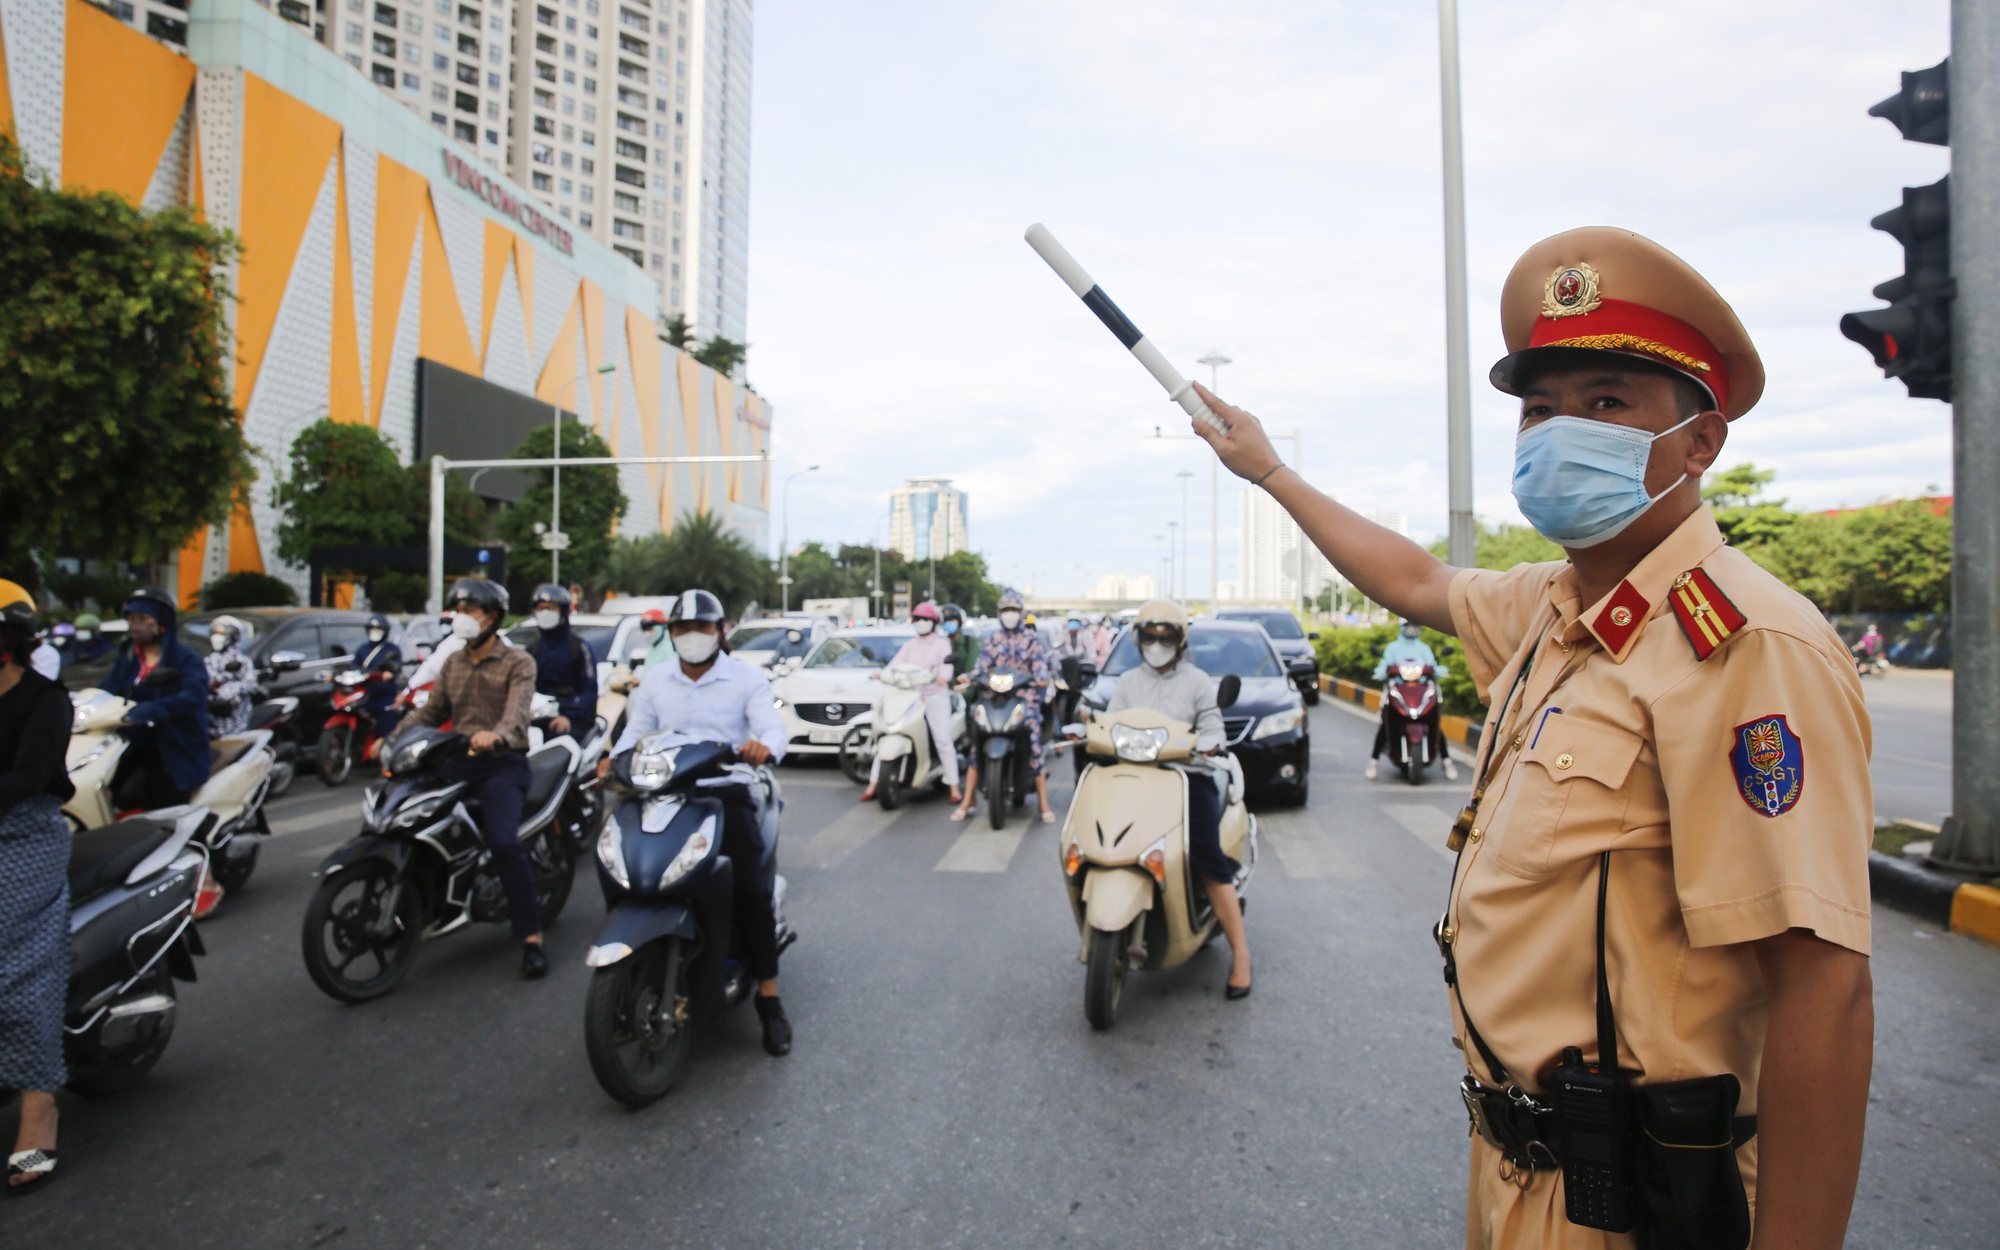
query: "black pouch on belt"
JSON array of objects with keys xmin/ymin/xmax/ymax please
[{"xmin": 1633, "ymin": 1073, "xmax": 1753, "ymax": 1250}]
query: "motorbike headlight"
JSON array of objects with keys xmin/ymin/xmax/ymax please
[
  {"xmin": 597, "ymin": 813, "xmax": 630, "ymax": 888},
  {"xmin": 627, "ymin": 736, "xmax": 680, "ymax": 791},
  {"xmin": 1003, "ymin": 703, "xmax": 1025, "ymax": 731},
  {"xmin": 660, "ymin": 816, "xmax": 718, "ymax": 888},
  {"xmin": 1110, "ymin": 724, "xmax": 1169, "ymax": 763},
  {"xmin": 1252, "ymin": 707, "xmax": 1306, "ymax": 741},
  {"xmin": 988, "ymin": 673, "xmax": 1016, "ymax": 694},
  {"xmin": 971, "ymin": 703, "xmax": 991, "ymax": 731},
  {"xmin": 1398, "ymin": 662, "xmax": 1424, "ymax": 682},
  {"xmin": 388, "ymin": 735, "xmax": 433, "ymax": 776}
]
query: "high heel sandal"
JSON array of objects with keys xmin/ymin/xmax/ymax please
[{"xmin": 7, "ymin": 1149, "xmax": 58, "ymax": 1196}]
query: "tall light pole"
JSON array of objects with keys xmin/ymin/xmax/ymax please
[
  {"xmin": 780, "ymin": 465, "xmax": 820, "ymax": 613},
  {"xmin": 870, "ymin": 512, "xmax": 887, "ymax": 621},
  {"xmin": 1176, "ymin": 470, "xmax": 1194, "ymax": 603},
  {"xmin": 1196, "ymin": 353, "xmax": 1230, "ymax": 602},
  {"xmin": 549, "ymin": 362, "xmax": 617, "ymax": 587},
  {"xmin": 1438, "ymin": 0, "xmax": 1476, "ymax": 567},
  {"xmin": 1167, "ymin": 520, "xmax": 1180, "ymax": 599}
]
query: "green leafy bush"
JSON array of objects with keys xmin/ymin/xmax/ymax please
[
  {"xmin": 1315, "ymin": 622, "xmax": 1484, "ymax": 718},
  {"xmin": 200, "ymin": 571, "xmax": 298, "ymax": 610}
]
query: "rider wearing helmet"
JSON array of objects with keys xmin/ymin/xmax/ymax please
[
  {"xmin": 939, "ymin": 604, "xmax": 978, "ymax": 679},
  {"xmin": 70, "ymin": 612, "xmax": 112, "ymax": 666},
  {"xmin": 1108, "ymin": 599, "xmax": 1253, "ymax": 997},
  {"xmin": 204, "ymin": 616, "xmax": 258, "ymax": 739},
  {"xmin": 953, "ymin": 589, "xmax": 1056, "ymax": 824},
  {"xmin": 356, "ymin": 613, "xmax": 404, "ymax": 737},
  {"xmin": 637, "ymin": 607, "xmax": 673, "ymax": 671},
  {"xmin": 395, "ymin": 578, "xmax": 550, "ymax": 979},
  {"xmin": 1366, "ymin": 620, "xmax": 1456, "ymax": 782},
  {"xmin": 1050, "ymin": 613, "xmax": 1095, "ymax": 733},
  {"xmin": 102, "ymin": 585, "xmax": 211, "ymax": 810},
  {"xmin": 608, "ymin": 588, "xmax": 794, "ymax": 1056},
  {"xmin": 526, "ymin": 584, "xmax": 596, "ymax": 741},
  {"xmin": 860, "ymin": 601, "xmax": 960, "ymax": 806},
  {"xmin": 45, "ymin": 622, "xmax": 76, "ymax": 671},
  {"xmin": 0, "ymin": 582, "xmax": 59, "ymax": 681}
]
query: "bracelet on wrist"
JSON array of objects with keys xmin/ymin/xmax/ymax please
[{"xmin": 1251, "ymin": 463, "xmax": 1286, "ymax": 488}]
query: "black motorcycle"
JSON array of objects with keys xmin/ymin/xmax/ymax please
[
  {"xmin": 300, "ymin": 729, "xmax": 579, "ymax": 1003},
  {"xmin": 583, "ymin": 735, "xmax": 795, "ymax": 1107},
  {"xmin": 969, "ymin": 666, "xmax": 1038, "ymax": 831},
  {"xmin": 65, "ymin": 807, "xmax": 210, "ymax": 1094}
]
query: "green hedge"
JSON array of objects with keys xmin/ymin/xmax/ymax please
[{"xmin": 1313, "ymin": 622, "xmax": 1485, "ymax": 718}]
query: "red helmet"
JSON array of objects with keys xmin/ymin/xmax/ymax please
[
  {"xmin": 910, "ymin": 601, "xmax": 941, "ymax": 623},
  {"xmin": 640, "ymin": 609, "xmax": 668, "ymax": 625}
]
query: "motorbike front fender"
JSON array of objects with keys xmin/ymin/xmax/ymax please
[
  {"xmin": 586, "ymin": 899, "xmax": 698, "ymax": 967},
  {"xmin": 876, "ymin": 733, "xmax": 912, "ymax": 762},
  {"xmin": 1082, "ymin": 867, "xmax": 1155, "ymax": 933},
  {"xmin": 982, "ymin": 734, "xmax": 1014, "ymax": 761},
  {"xmin": 313, "ymin": 834, "xmax": 412, "ymax": 879}
]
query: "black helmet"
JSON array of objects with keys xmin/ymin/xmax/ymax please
[
  {"xmin": 939, "ymin": 603, "xmax": 965, "ymax": 625},
  {"xmin": 667, "ymin": 589, "xmax": 725, "ymax": 624},
  {"xmin": 0, "ymin": 597, "xmax": 35, "ymax": 636},
  {"xmin": 446, "ymin": 578, "xmax": 508, "ymax": 616},
  {"xmin": 530, "ymin": 583, "xmax": 571, "ymax": 610},
  {"xmin": 366, "ymin": 614, "xmax": 394, "ymax": 634},
  {"xmin": 123, "ymin": 585, "xmax": 178, "ymax": 628}
]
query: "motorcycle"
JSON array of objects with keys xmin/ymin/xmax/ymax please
[
  {"xmin": 316, "ymin": 668, "xmax": 396, "ymax": 787},
  {"xmin": 247, "ymin": 691, "xmax": 303, "ymax": 798},
  {"xmin": 967, "ymin": 666, "xmax": 1038, "ymax": 831},
  {"xmin": 1057, "ymin": 679, "xmax": 1257, "ymax": 1031},
  {"xmin": 867, "ymin": 663, "xmax": 966, "ymax": 811},
  {"xmin": 529, "ymin": 692, "xmax": 615, "ymax": 853},
  {"xmin": 584, "ymin": 734, "xmax": 796, "ymax": 1107},
  {"xmin": 64, "ymin": 806, "xmax": 210, "ymax": 1094},
  {"xmin": 1852, "ymin": 647, "xmax": 1889, "ymax": 679},
  {"xmin": 300, "ymin": 728, "xmax": 580, "ymax": 1003},
  {"xmin": 1380, "ymin": 661, "xmax": 1444, "ymax": 785},
  {"xmin": 65, "ymin": 686, "xmax": 277, "ymax": 901}
]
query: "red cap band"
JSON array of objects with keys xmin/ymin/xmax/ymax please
[{"xmin": 1527, "ymin": 298, "xmax": 1729, "ymax": 414}]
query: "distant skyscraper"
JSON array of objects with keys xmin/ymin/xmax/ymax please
[
  {"xmin": 1090, "ymin": 573, "xmax": 1157, "ymax": 601},
  {"xmin": 888, "ymin": 478, "xmax": 969, "ymax": 562},
  {"xmin": 1240, "ymin": 484, "xmax": 1332, "ymax": 604}
]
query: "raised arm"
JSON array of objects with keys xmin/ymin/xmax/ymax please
[{"xmin": 1190, "ymin": 383, "xmax": 1459, "ymax": 634}]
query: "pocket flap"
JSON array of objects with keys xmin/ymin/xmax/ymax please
[{"xmin": 1522, "ymin": 715, "xmax": 1642, "ymax": 790}]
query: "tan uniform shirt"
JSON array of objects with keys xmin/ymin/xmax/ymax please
[{"xmin": 1444, "ymin": 507, "xmax": 1872, "ymax": 1249}]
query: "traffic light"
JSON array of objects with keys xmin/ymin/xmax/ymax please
[{"xmin": 1841, "ymin": 60, "xmax": 1952, "ymax": 402}]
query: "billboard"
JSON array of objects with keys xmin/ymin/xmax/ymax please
[{"xmin": 415, "ymin": 359, "xmax": 570, "ymax": 503}]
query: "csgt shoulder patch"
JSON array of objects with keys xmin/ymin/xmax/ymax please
[
  {"xmin": 1731, "ymin": 715, "xmax": 1804, "ymax": 818},
  {"xmin": 1670, "ymin": 567, "xmax": 1747, "ymax": 660}
]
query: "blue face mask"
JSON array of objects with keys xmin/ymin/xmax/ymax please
[
  {"xmin": 1511, "ymin": 414, "xmax": 1698, "ymax": 549},
  {"xmin": 943, "ymin": 621, "xmax": 959, "ymax": 636}
]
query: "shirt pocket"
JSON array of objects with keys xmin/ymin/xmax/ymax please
[{"xmin": 1491, "ymin": 715, "xmax": 1644, "ymax": 880}]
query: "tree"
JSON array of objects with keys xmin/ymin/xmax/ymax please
[
  {"xmin": 496, "ymin": 421, "xmax": 627, "ymax": 589},
  {"xmin": 0, "ymin": 135, "xmax": 252, "ymax": 573},
  {"xmin": 1428, "ymin": 520, "xmax": 1563, "ymax": 572},
  {"xmin": 660, "ymin": 313, "xmax": 694, "ymax": 349},
  {"xmin": 404, "ymin": 461, "xmax": 490, "ymax": 550},
  {"xmin": 1703, "ymin": 462, "xmax": 1796, "ymax": 549},
  {"xmin": 692, "ymin": 335, "xmax": 747, "ymax": 376},
  {"xmin": 272, "ymin": 419, "xmax": 419, "ymax": 567},
  {"xmin": 604, "ymin": 510, "xmax": 768, "ymax": 616},
  {"xmin": 200, "ymin": 570, "xmax": 298, "ymax": 609}
]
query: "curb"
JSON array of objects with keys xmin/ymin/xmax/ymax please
[{"xmin": 1320, "ymin": 675, "xmax": 1483, "ymax": 751}]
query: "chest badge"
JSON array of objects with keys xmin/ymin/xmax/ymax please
[{"xmin": 1730, "ymin": 715, "xmax": 1803, "ymax": 817}]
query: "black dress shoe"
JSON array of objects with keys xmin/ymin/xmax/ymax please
[
  {"xmin": 521, "ymin": 942, "xmax": 549, "ymax": 980},
  {"xmin": 754, "ymin": 995, "xmax": 792, "ymax": 1057}
]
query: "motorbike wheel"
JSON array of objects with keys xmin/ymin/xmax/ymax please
[
  {"xmin": 1083, "ymin": 926, "xmax": 1128, "ymax": 1031},
  {"xmin": 302, "ymin": 859, "xmax": 425, "ymax": 1003},
  {"xmin": 838, "ymin": 724, "xmax": 874, "ymax": 785},
  {"xmin": 584, "ymin": 937, "xmax": 694, "ymax": 1108},
  {"xmin": 532, "ymin": 831, "xmax": 577, "ymax": 926},
  {"xmin": 317, "ymin": 725, "xmax": 354, "ymax": 787},
  {"xmin": 212, "ymin": 841, "xmax": 261, "ymax": 892},
  {"xmin": 987, "ymin": 759, "xmax": 1008, "ymax": 830},
  {"xmin": 268, "ymin": 753, "xmax": 297, "ymax": 799},
  {"xmin": 1407, "ymin": 755, "xmax": 1426, "ymax": 786},
  {"xmin": 879, "ymin": 760, "xmax": 904, "ymax": 812},
  {"xmin": 66, "ymin": 967, "xmax": 177, "ymax": 1097}
]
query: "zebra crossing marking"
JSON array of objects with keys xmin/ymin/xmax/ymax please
[
  {"xmin": 1380, "ymin": 804, "xmax": 1459, "ymax": 861},
  {"xmin": 1256, "ymin": 809, "xmax": 1354, "ymax": 879},
  {"xmin": 934, "ymin": 828, "xmax": 1029, "ymax": 874}
]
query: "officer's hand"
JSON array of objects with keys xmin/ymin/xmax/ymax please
[
  {"xmin": 738, "ymin": 739, "xmax": 772, "ymax": 767},
  {"xmin": 1189, "ymin": 382, "xmax": 1283, "ymax": 484},
  {"xmin": 469, "ymin": 730, "xmax": 501, "ymax": 753},
  {"xmin": 549, "ymin": 715, "xmax": 570, "ymax": 735}
]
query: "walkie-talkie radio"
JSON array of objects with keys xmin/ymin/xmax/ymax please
[{"xmin": 1550, "ymin": 1044, "xmax": 1638, "ymax": 1231}]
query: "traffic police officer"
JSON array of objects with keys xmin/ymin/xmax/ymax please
[{"xmin": 1193, "ymin": 228, "xmax": 1873, "ymax": 1249}]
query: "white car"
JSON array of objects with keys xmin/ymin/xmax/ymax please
[
  {"xmin": 771, "ymin": 626, "xmax": 914, "ymax": 756},
  {"xmin": 729, "ymin": 617, "xmax": 831, "ymax": 672}
]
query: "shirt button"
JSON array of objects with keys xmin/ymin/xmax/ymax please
[
  {"xmin": 1440, "ymin": 926, "xmax": 1456, "ymax": 944},
  {"xmin": 1559, "ymin": 641, "xmax": 1575, "ymax": 653},
  {"xmin": 1555, "ymin": 752, "xmax": 1574, "ymax": 770},
  {"xmin": 1511, "ymin": 734, "xmax": 1524, "ymax": 748},
  {"xmin": 1468, "ymin": 828, "xmax": 1482, "ymax": 843}
]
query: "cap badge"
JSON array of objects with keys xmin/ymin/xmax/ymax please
[{"xmin": 1543, "ymin": 263, "xmax": 1602, "ymax": 319}]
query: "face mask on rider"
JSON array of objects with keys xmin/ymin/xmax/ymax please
[
  {"xmin": 1512, "ymin": 413, "xmax": 1700, "ymax": 549},
  {"xmin": 450, "ymin": 612, "xmax": 484, "ymax": 641},
  {"xmin": 998, "ymin": 610, "xmax": 1023, "ymax": 631},
  {"xmin": 672, "ymin": 628, "xmax": 720, "ymax": 665},
  {"xmin": 913, "ymin": 620, "xmax": 934, "ymax": 636},
  {"xmin": 1142, "ymin": 642, "xmax": 1178, "ymax": 669},
  {"xmin": 533, "ymin": 608, "xmax": 561, "ymax": 630},
  {"xmin": 943, "ymin": 621, "xmax": 959, "ymax": 636},
  {"xmin": 210, "ymin": 634, "xmax": 229, "ymax": 653},
  {"xmin": 367, "ymin": 628, "xmax": 386, "ymax": 643},
  {"xmin": 76, "ymin": 630, "xmax": 93, "ymax": 642}
]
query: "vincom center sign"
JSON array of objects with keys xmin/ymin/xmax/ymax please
[{"xmin": 441, "ymin": 151, "xmax": 574, "ymax": 256}]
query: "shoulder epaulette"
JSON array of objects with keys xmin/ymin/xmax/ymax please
[{"xmin": 1668, "ymin": 567, "xmax": 1747, "ymax": 661}]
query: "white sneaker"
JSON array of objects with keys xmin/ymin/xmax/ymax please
[
  {"xmin": 1444, "ymin": 758, "xmax": 1460, "ymax": 782},
  {"xmin": 1364, "ymin": 759, "xmax": 1378, "ymax": 781}
]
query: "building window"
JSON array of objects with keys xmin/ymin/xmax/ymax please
[
  {"xmin": 532, "ymin": 142, "xmax": 554, "ymax": 165},
  {"xmin": 651, "ymin": 227, "xmax": 663, "ymax": 245},
  {"xmin": 487, "ymin": 71, "xmax": 500, "ymax": 89},
  {"xmin": 486, "ymin": 128, "xmax": 500, "ymax": 144},
  {"xmin": 534, "ymin": 88, "xmax": 554, "ymax": 108},
  {"xmin": 533, "ymin": 172, "xmax": 552, "ymax": 191},
  {"xmin": 562, "ymin": 96, "xmax": 576, "ymax": 115},
  {"xmin": 434, "ymin": 22, "xmax": 451, "ymax": 43},
  {"xmin": 563, "ymin": 14, "xmax": 575, "ymax": 29},
  {"xmin": 581, "ymin": 130, "xmax": 596, "ymax": 148},
  {"xmin": 580, "ymin": 211, "xmax": 593, "ymax": 228},
  {"xmin": 560, "ymin": 151, "xmax": 573, "ymax": 169},
  {"xmin": 563, "ymin": 42, "xmax": 575, "ymax": 60},
  {"xmin": 616, "ymin": 138, "xmax": 645, "ymax": 160},
  {"xmin": 431, "ymin": 111, "xmax": 447, "ymax": 126},
  {"xmin": 580, "ymin": 185, "xmax": 594, "ymax": 203},
  {"xmin": 345, "ymin": 21, "xmax": 363, "ymax": 42},
  {"xmin": 457, "ymin": 3, "xmax": 477, "ymax": 25},
  {"xmin": 612, "ymin": 219, "xmax": 643, "ymax": 240},
  {"xmin": 432, "ymin": 52, "xmax": 448, "ymax": 69},
  {"xmin": 579, "ymin": 158, "xmax": 593, "ymax": 174},
  {"xmin": 373, "ymin": 31, "xmax": 396, "ymax": 54},
  {"xmin": 563, "ymin": 69, "xmax": 576, "ymax": 84},
  {"xmin": 374, "ymin": 2, "xmax": 395, "ymax": 23},
  {"xmin": 535, "ymin": 62, "xmax": 556, "ymax": 82},
  {"xmin": 454, "ymin": 120, "xmax": 476, "ymax": 142},
  {"xmin": 434, "ymin": 0, "xmax": 450, "ymax": 13},
  {"xmin": 584, "ymin": 51, "xmax": 597, "ymax": 69},
  {"xmin": 403, "ymin": 70, "xmax": 421, "ymax": 88},
  {"xmin": 403, "ymin": 42, "xmax": 420, "ymax": 62},
  {"xmin": 457, "ymin": 32, "xmax": 477, "ymax": 54},
  {"xmin": 485, "ymin": 101, "xmax": 499, "ymax": 119},
  {"xmin": 614, "ymin": 165, "xmax": 643, "ymax": 187},
  {"xmin": 456, "ymin": 90, "xmax": 477, "ymax": 113},
  {"xmin": 431, "ymin": 82, "xmax": 448, "ymax": 101},
  {"xmin": 536, "ymin": 33, "xmax": 555, "ymax": 52},
  {"xmin": 559, "ymin": 205, "xmax": 572, "ymax": 219},
  {"xmin": 614, "ymin": 191, "xmax": 640, "ymax": 212},
  {"xmin": 582, "ymin": 104, "xmax": 597, "ymax": 122},
  {"xmin": 560, "ymin": 177, "xmax": 572, "ymax": 194},
  {"xmin": 583, "ymin": 77, "xmax": 595, "ymax": 92},
  {"xmin": 456, "ymin": 62, "xmax": 478, "ymax": 83},
  {"xmin": 561, "ymin": 123, "xmax": 574, "ymax": 141},
  {"xmin": 487, "ymin": 44, "xmax": 500, "ymax": 63},
  {"xmin": 614, "ymin": 244, "xmax": 643, "ymax": 267},
  {"xmin": 371, "ymin": 62, "xmax": 397, "ymax": 85}
]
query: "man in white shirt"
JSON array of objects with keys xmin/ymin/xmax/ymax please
[{"xmin": 604, "ymin": 589, "xmax": 792, "ymax": 1056}]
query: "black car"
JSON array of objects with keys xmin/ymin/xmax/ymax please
[
  {"xmin": 1213, "ymin": 608, "xmax": 1321, "ymax": 705},
  {"xmin": 1080, "ymin": 620, "xmax": 1310, "ymax": 806}
]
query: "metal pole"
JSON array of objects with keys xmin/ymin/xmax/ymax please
[
  {"xmin": 780, "ymin": 464, "xmax": 820, "ymax": 614},
  {"xmin": 550, "ymin": 393, "xmax": 562, "ymax": 587},
  {"xmin": 1198, "ymin": 353, "xmax": 1231, "ymax": 604},
  {"xmin": 1439, "ymin": 0, "xmax": 1477, "ymax": 568},
  {"xmin": 427, "ymin": 455, "xmax": 446, "ymax": 615},
  {"xmin": 1177, "ymin": 471, "xmax": 1193, "ymax": 601},
  {"xmin": 1168, "ymin": 521, "xmax": 1180, "ymax": 599},
  {"xmin": 1935, "ymin": 0, "xmax": 2000, "ymax": 872}
]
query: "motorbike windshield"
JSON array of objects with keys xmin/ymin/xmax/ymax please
[{"xmin": 1100, "ymin": 626, "xmax": 1283, "ymax": 679}]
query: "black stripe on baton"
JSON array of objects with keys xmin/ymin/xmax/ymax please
[{"xmin": 1080, "ymin": 285, "xmax": 1144, "ymax": 350}]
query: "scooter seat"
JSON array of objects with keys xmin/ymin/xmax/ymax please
[
  {"xmin": 208, "ymin": 736, "xmax": 257, "ymax": 775},
  {"xmin": 68, "ymin": 817, "xmax": 179, "ymax": 904},
  {"xmin": 524, "ymin": 743, "xmax": 573, "ymax": 812}
]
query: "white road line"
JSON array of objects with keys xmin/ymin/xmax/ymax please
[
  {"xmin": 1256, "ymin": 809, "xmax": 1353, "ymax": 879},
  {"xmin": 268, "ymin": 807, "xmax": 359, "ymax": 839},
  {"xmin": 795, "ymin": 802, "xmax": 900, "ymax": 870},
  {"xmin": 1380, "ymin": 803, "xmax": 1459, "ymax": 861},
  {"xmin": 934, "ymin": 828, "xmax": 1029, "ymax": 873}
]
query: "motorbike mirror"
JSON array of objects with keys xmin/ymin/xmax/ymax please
[
  {"xmin": 1308, "ymin": 631, "xmax": 1321, "ymax": 641},
  {"xmin": 1216, "ymin": 674, "xmax": 1242, "ymax": 709},
  {"xmin": 267, "ymin": 650, "xmax": 305, "ymax": 673}
]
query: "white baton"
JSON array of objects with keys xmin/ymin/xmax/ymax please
[{"xmin": 1023, "ymin": 223, "xmax": 1227, "ymax": 433}]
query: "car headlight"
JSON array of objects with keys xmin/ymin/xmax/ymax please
[
  {"xmin": 1111, "ymin": 723, "xmax": 1168, "ymax": 763},
  {"xmin": 660, "ymin": 816, "xmax": 718, "ymax": 887},
  {"xmin": 597, "ymin": 813, "xmax": 630, "ymax": 888},
  {"xmin": 971, "ymin": 703, "xmax": 991, "ymax": 731},
  {"xmin": 1003, "ymin": 703, "xmax": 1025, "ymax": 731},
  {"xmin": 627, "ymin": 736, "xmax": 680, "ymax": 791},
  {"xmin": 1252, "ymin": 707, "xmax": 1306, "ymax": 741}
]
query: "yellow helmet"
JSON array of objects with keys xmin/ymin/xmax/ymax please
[
  {"xmin": 1133, "ymin": 598, "xmax": 1187, "ymax": 633},
  {"xmin": 0, "ymin": 579, "xmax": 30, "ymax": 611}
]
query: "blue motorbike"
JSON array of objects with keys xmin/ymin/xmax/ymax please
[{"xmin": 583, "ymin": 735, "xmax": 795, "ymax": 1107}]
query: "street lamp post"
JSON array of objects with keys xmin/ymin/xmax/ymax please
[
  {"xmin": 1176, "ymin": 470, "xmax": 1194, "ymax": 603},
  {"xmin": 549, "ymin": 363, "xmax": 617, "ymax": 587},
  {"xmin": 780, "ymin": 465, "xmax": 821, "ymax": 613},
  {"xmin": 1195, "ymin": 353, "xmax": 1230, "ymax": 603}
]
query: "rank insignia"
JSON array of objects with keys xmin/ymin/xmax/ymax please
[
  {"xmin": 1731, "ymin": 715, "xmax": 1804, "ymax": 818},
  {"xmin": 1668, "ymin": 567, "xmax": 1745, "ymax": 660}
]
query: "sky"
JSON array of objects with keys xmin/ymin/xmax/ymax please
[{"xmin": 741, "ymin": 0, "xmax": 1954, "ymax": 598}]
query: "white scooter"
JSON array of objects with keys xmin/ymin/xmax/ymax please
[
  {"xmin": 65, "ymin": 687, "xmax": 277, "ymax": 901},
  {"xmin": 867, "ymin": 662, "xmax": 966, "ymax": 811}
]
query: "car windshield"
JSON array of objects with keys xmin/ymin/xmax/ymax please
[
  {"xmin": 1100, "ymin": 626, "xmax": 1282, "ymax": 679},
  {"xmin": 1222, "ymin": 610, "xmax": 1304, "ymax": 640},
  {"xmin": 804, "ymin": 634, "xmax": 907, "ymax": 669},
  {"xmin": 732, "ymin": 624, "xmax": 814, "ymax": 661}
]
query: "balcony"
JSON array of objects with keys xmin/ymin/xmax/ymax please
[
  {"xmin": 615, "ymin": 138, "xmax": 645, "ymax": 160},
  {"xmin": 618, "ymin": 34, "xmax": 648, "ymax": 57},
  {"xmin": 613, "ymin": 165, "xmax": 644, "ymax": 188}
]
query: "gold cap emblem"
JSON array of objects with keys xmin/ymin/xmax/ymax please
[{"xmin": 1542, "ymin": 263, "xmax": 1602, "ymax": 319}]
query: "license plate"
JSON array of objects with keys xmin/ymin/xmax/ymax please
[{"xmin": 809, "ymin": 728, "xmax": 846, "ymax": 744}]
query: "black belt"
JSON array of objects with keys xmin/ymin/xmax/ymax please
[{"xmin": 1460, "ymin": 1077, "xmax": 1756, "ymax": 1180}]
